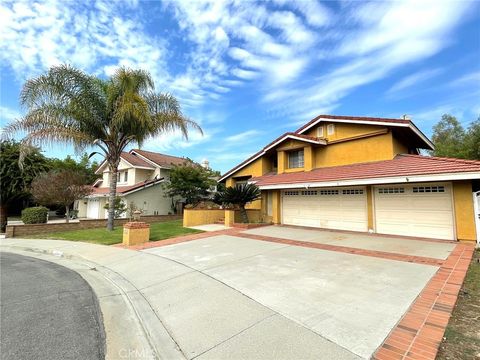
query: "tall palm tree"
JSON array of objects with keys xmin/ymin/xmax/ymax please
[{"xmin": 6, "ymin": 65, "xmax": 202, "ymax": 230}]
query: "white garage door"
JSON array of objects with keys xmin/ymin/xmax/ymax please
[
  {"xmin": 374, "ymin": 183, "xmax": 455, "ymax": 240},
  {"xmin": 282, "ymin": 187, "xmax": 368, "ymax": 232},
  {"xmin": 86, "ymin": 199, "xmax": 99, "ymax": 219}
]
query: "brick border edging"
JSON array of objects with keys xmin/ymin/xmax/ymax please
[{"xmin": 373, "ymin": 243, "xmax": 475, "ymax": 360}]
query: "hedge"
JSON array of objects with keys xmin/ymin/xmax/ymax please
[{"xmin": 21, "ymin": 207, "xmax": 48, "ymax": 224}]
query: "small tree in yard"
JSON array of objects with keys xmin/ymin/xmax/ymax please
[
  {"xmin": 214, "ymin": 183, "xmax": 261, "ymax": 223},
  {"xmin": 103, "ymin": 197, "xmax": 127, "ymax": 219},
  {"xmin": 31, "ymin": 170, "xmax": 92, "ymax": 223},
  {"xmin": 163, "ymin": 163, "xmax": 217, "ymax": 206}
]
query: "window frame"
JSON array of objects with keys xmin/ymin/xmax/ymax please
[
  {"xmin": 327, "ymin": 124, "xmax": 335, "ymax": 135},
  {"xmin": 288, "ymin": 149, "xmax": 304, "ymax": 169}
]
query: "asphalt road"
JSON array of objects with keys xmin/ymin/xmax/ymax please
[{"xmin": 0, "ymin": 252, "xmax": 105, "ymax": 360}]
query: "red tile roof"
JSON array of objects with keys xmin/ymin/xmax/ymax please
[
  {"xmin": 294, "ymin": 114, "xmax": 411, "ymax": 134},
  {"xmin": 91, "ymin": 178, "xmax": 164, "ymax": 195},
  {"xmin": 121, "ymin": 152, "xmax": 155, "ymax": 169},
  {"xmin": 251, "ymin": 155, "xmax": 480, "ymax": 187},
  {"xmin": 132, "ymin": 149, "xmax": 188, "ymax": 167}
]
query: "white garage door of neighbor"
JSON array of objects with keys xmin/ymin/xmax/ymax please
[
  {"xmin": 86, "ymin": 199, "xmax": 99, "ymax": 219},
  {"xmin": 374, "ymin": 183, "xmax": 455, "ymax": 240},
  {"xmin": 282, "ymin": 187, "xmax": 368, "ymax": 232}
]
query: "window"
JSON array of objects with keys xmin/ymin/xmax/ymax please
[
  {"xmin": 317, "ymin": 126, "xmax": 324, "ymax": 137},
  {"xmin": 284, "ymin": 190, "xmax": 299, "ymax": 196},
  {"xmin": 288, "ymin": 149, "xmax": 304, "ymax": 168},
  {"xmin": 301, "ymin": 190, "xmax": 318, "ymax": 196},
  {"xmin": 124, "ymin": 171, "xmax": 128, "ymax": 182},
  {"xmin": 342, "ymin": 189, "xmax": 364, "ymax": 195},
  {"xmin": 378, "ymin": 187, "xmax": 405, "ymax": 194},
  {"xmin": 413, "ymin": 186, "xmax": 445, "ymax": 193},
  {"xmin": 327, "ymin": 124, "xmax": 335, "ymax": 135},
  {"xmin": 320, "ymin": 189, "xmax": 339, "ymax": 195},
  {"xmin": 117, "ymin": 172, "xmax": 121, "ymax": 182}
]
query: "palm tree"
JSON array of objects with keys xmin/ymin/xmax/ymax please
[
  {"xmin": 6, "ymin": 65, "xmax": 202, "ymax": 230},
  {"xmin": 214, "ymin": 183, "xmax": 261, "ymax": 223}
]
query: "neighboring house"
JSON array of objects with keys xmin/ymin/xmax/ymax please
[
  {"xmin": 75, "ymin": 149, "xmax": 187, "ymax": 219},
  {"xmin": 219, "ymin": 114, "xmax": 480, "ymax": 243}
]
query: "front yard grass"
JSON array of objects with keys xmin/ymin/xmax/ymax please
[
  {"xmin": 437, "ymin": 248, "xmax": 480, "ymax": 360},
  {"xmin": 34, "ymin": 220, "xmax": 202, "ymax": 245}
]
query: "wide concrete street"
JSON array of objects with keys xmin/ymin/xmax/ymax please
[
  {"xmin": 0, "ymin": 252, "xmax": 105, "ymax": 360},
  {"xmin": 0, "ymin": 226, "xmax": 460, "ymax": 359}
]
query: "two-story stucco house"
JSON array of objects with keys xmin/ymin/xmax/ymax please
[
  {"xmin": 75, "ymin": 149, "xmax": 187, "ymax": 219},
  {"xmin": 219, "ymin": 114, "xmax": 480, "ymax": 243}
]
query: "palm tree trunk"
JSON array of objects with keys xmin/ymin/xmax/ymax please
[
  {"xmin": 65, "ymin": 205, "xmax": 70, "ymax": 224},
  {"xmin": 107, "ymin": 164, "xmax": 118, "ymax": 231},
  {"xmin": 240, "ymin": 206, "xmax": 249, "ymax": 223},
  {"xmin": 0, "ymin": 203, "xmax": 7, "ymax": 233}
]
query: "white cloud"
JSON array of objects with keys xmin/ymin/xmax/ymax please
[
  {"xmin": 225, "ymin": 130, "xmax": 262, "ymax": 143},
  {"xmin": 387, "ymin": 68, "xmax": 443, "ymax": 94},
  {"xmin": 0, "ymin": 106, "xmax": 21, "ymax": 123}
]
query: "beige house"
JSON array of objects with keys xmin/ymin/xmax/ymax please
[{"xmin": 75, "ymin": 149, "xmax": 187, "ymax": 219}]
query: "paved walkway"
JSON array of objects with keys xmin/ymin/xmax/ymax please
[{"xmin": 1, "ymin": 225, "xmax": 475, "ymax": 360}]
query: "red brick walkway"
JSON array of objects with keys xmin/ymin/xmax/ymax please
[{"xmin": 373, "ymin": 242, "xmax": 475, "ymax": 360}]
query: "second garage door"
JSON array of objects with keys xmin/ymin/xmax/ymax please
[
  {"xmin": 282, "ymin": 187, "xmax": 368, "ymax": 232},
  {"xmin": 374, "ymin": 183, "xmax": 455, "ymax": 240}
]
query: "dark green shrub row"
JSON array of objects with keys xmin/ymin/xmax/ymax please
[{"xmin": 21, "ymin": 206, "xmax": 48, "ymax": 224}]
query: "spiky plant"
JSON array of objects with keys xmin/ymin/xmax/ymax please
[
  {"xmin": 6, "ymin": 65, "xmax": 202, "ymax": 230},
  {"xmin": 214, "ymin": 183, "xmax": 261, "ymax": 223}
]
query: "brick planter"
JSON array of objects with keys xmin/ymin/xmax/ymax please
[{"xmin": 122, "ymin": 222, "xmax": 150, "ymax": 246}]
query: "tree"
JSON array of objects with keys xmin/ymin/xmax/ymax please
[
  {"xmin": 47, "ymin": 153, "xmax": 99, "ymax": 184},
  {"xmin": 6, "ymin": 64, "xmax": 201, "ymax": 230},
  {"xmin": 103, "ymin": 197, "xmax": 127, "ymax": 219},
  {"xmin": 431, "ymin": 114, "xmax": 467, "ymax": 158},
  {"xmin": 0, "ymin": 140, "xmax": 49, "ymax": 232},
  {"xmin": 163, "ymin": 163, "xmax": 217, "ymax": 205},
  {"xmin": 214, "ymin": 183, "xmax": 261, "ymax": 223},
  {"xmin": 464, "ymin": 117, "xmax": 480, "ymax": 160},
  {"xmin": 31, "ymin": 170, "xmax": 92, "ymax": 223}
]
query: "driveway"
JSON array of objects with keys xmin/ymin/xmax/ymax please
[
  {"xmin": 1, "ymin": 226, "xmax": 466, "ymax": 360},
  {"xmin": 143, "ymin": 226, "xmax": 456, "ymax": 359}
]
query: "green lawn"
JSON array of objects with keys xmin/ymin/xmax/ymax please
[{"xmin": 34, "ymin": 220, "xmax": 202, "ymax": 245}]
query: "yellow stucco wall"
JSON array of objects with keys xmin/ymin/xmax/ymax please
[
  {"xmin": 183, "ymin": 209, "xmax": 224, "ymax": 227},
  {"xmin": 366, "ymin": 186, "xmax": 374, "ymax": 231},
  {"xmin": 271, "ymin": 190, "xmax": 281, "ymax": 224},
  {"xmin": 453, "ymin": 181, "xmax": 476, "ymax": 242},
  {"xmin": 305, "ymin": 122, "xmax": 383, "ymax": 141},
  {"xmin": 315, "ymin": 132, "xmax": 395, "ymax": 168},
  {"xmin": 392, "ymin": 135, "xmax": 408, "ymax": 156}
]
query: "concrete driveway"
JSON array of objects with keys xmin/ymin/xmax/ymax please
[{"xmin": 144, "ymin": 226, "xmax": 457, "ymax": 359}]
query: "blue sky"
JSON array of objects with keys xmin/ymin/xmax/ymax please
[{"xmin": 1, "ymin": 0, "xmax": 479, "ymax": 173}]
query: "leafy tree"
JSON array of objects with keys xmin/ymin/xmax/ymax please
[
  {"xmin": 464, "ymin": 117, "xmax": 480, "ymax": 160},
  {"xmin": 47, "ymin": 153, "xmax": 99, "ymax": 184},
  {"xmin": 31, "ymin": 169, "xmax": 92, "ymax": 223},
  {"xmin": 103, "ymin": 197, "xmax": 127, "ymax": 219},
  {"xmin": 0, "ymin": 140, "xmax": 49, "ymax": 232},
  {"xmin": 163, "ymin": 163, "xmax": 217, "ymax": 205},
  {"xmin": 431, "ymin": 114, "xmax": 467, "ymax": 158},
  {"xmin": 214, "ymin": 183, "xmax": 261, "ymax": 223},
  {"xmin": 6, "ymin": 65, "xmax": 201, "ymax": 231}
]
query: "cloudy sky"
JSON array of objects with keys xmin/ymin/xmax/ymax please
[{"xmin": 1, "ymin": 0, "xmax": 479, "ymax": 173}]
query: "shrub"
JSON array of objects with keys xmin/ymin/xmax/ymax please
[{"xmin": 21, "ymin": 206, "xmax": 48, "ymax": 224}]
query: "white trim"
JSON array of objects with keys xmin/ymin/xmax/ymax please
[
  {"xmin": 473, "ymin": 191, "xmax": 480, "ymax": 246},
  {"xmin": 254, "ymin": 172, "xmax": 480, "ymax": 190},
  {"xmin": 95, "ymin": 155, "xmax": 155, "ymax": 174},
  {"xmin": 122, "ymin": 179, "xmax": 165, "ymax": 196},
  {"xmin": 218, "ymin": 151, "xmax": 266, "ymax": 182},
  {"xmin": 297, "ymin": 118, "xmax": 434, "ymax": 150},
  {"xmin": 264, "ymin": 134, "xmax": 326, "ymax": 152}
]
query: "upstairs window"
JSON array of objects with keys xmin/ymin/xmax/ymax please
[
  {"xmin": 288, "ymin": 149, "xmax": 304, "ymax": 168},
  {"xmin": 327, "ymin": 124, "xmax": 335, "ymax": 135},
  {"xmin": 117, "ymin": 172, "xmax": 121, "ymax": 182},
  {"xmin": 124, "ymin": 171, "xmax": 128, "ymax": 182},
  {"xmin": 317, "ymin": 126, "xmax": 324, "ymax": 137}
]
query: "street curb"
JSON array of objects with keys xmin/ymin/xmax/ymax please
[{"xmin": 0, "ymin": 243, "xmax": 186, "ymax": 360}]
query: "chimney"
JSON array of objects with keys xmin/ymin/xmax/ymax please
[
  {"xmin": 402, "ymin": 114, "xmax": 411, "ymax": 120},
  {"xmin": 201, "ymin": 159, "xmax": 210, "ymax": 169}
]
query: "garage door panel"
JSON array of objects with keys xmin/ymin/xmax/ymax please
[
  {"xmin": 282, "ymin": 187, "xmax": 367, "ymax": 232},
  {"xmin": 374, "ymin": 184, "xmax": 454, "ymax": 240}
]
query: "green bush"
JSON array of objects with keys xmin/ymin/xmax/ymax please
[{"xmin": 21, "ymin": 206, "xmax": 48, "ymax": 224}]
